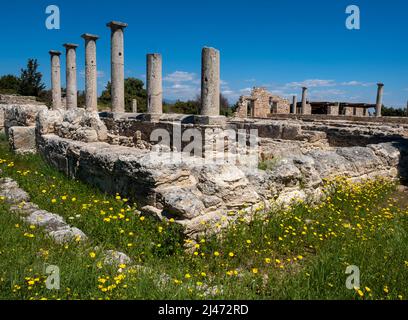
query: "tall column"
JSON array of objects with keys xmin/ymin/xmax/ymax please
[
  {"xmin": 107, "ymin": 21, "xmax": 128, "ymax": 113},
  {"xmin": 292, "ymin": 95, "xmax": 297, "ymax": 114},
  {"xmin": 375, "ymin": 83, "xmax": 384, "ymax": 117},
  {"xmin": 49, "ymin": 50, "xmax": 62, "ymax": 110},
  {"xmin": 201, "ymin": 47, "xmax": 220, "ymax": 116},
  {"xmin": 301, "ymin": 87, "xmax": 308, "ymax": 114},
  {"xmin": 81, "ymin": 34, "xmax": 99, "ymax": 112},
  {"xmin": 146, "ymin": 53, "xmax": 163, "ymax": 114},
  {"xmin": 63, "ymin": 43, "xmax": 78, "ymax": 109}
]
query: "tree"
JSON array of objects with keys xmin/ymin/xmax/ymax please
[
  {"xmin": 18, "ymin": 59, "xmax": 45, "ymax": 97},
  {"xmin": 220, "ymin": 93, "xmax": 232, "ymax": 116},
  {"xmin": 99, "ymin": 77, "xmax": 147, "ymax": 112},
  {"xmin": 381, "ymin": 106, "xmax": 407, "ymax": 117},
  {"xmin": 0, "ymin": 74, "xmax": 20, "ymax": 94}
]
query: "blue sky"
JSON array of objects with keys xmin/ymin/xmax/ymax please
[{"xmin": 0, "ymin": 0, "xmax": 407, "ymax": 107}]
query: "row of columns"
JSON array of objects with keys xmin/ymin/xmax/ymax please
[
  {"xmin": 49, "ymin": 22, "xmax": 221, "ymax": 117},
  {"xmin": 289, "ymin": 83, "xmax": 385, "ymax": 117}
]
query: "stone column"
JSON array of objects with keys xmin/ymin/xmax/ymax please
[
  {"xmin": 146, "ymin": 53, "xmax": 163, "ymax": 114},
  {"xmin": 292, "ymin": 95, "xmax": 297, "ymax": 114},
  {"xmin": 301, "ymin": 87, "xmax": 308, "ymax": 114},
  {"xmin": 375, "ymin": 83, "xmax": 384, "ymax": 117},
  {"xmin": 81, "ymin": 34, "xmax": 99, "ymax": 112},
  {"xmin": 132, "ymin": 99, "xmax": 137, "ymax": 113},
  {"xmin": 63, "ymin": 43, "xmax": 78, "ymax": 109},
  {"xmin": 107, "ymin": 21, "xmax": 128, "ymax": 113},
  {"xmin": 201, "ymin": 47, "xmax": 220, "ymax": 116},
  {"xmin": 49, "ymin": 50, "xmax": 62, "ymax": 110}
]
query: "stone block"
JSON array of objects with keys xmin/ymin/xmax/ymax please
[
  {"xmin": 8, "ymin": 126, "xmax": 36, "ymax": 154},
  {"xmin": 194, "ymin": 115, "xmax": 227, "ymax": 126}
]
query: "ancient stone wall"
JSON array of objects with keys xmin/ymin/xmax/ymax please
[
  {"xmin": 235, "ymin": 88, "xmax": 290, "ymax": 118},
  {"xmin": 2, "ymin": 104, "xmax": 408, "ymax": 239},
  {"xmin": 0, "ymin": 94, "xmax": 40, "ymax": 105}
]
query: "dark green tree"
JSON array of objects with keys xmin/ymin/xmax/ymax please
[
  {"xmin": 0, "ymin": 74, "xmax": 20, "ymax": 94},
  {"xmin": 381, "ymin": 106, "xmax": 407, "ymax": 117},
  {"xmin": 18, "ymin": 59, "xmax": 45, "ymax": 96},
  {"xmin": 99, "ymin": 77, "xmax": 147, "ymax": 112}
]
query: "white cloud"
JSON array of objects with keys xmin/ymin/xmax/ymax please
[
  {"xmin": 239, "ymin": 87, "xmax": 252, "ymax": 94},
  {"xmin": 285, "ymin": 79, "xmax": 336, "ymax": 88},
  {"xmin": 310, "ymin": 89, "xmax": 346, "ymax": 100},
  {"xmin": 162, "ymin": 71, "xmax": 201, "ymax": 100},
  {"xmin": 340, "ymin": 81, "xmax": 375, "ymax": 87},
  {"xmin": 164, "ymin": 71, "xmax": 196, "ymax": 83}
]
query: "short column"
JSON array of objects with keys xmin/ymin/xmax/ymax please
[
  {"xmin": 63, "ymin": 43, "xmax": 78, "ymax": 109},
  {"xmin": 49, "ymin": 50, "xmax": 62, "ymax": 110},
  {"xmin": 292, "ymin": 95, "xmax": 297, "ymax": 114},
  {"xmin": 107, "ymin": 21, "xmax": 128, "ymax": 113},
  {"xmin": 146, "ymin": 53, "xmax": 163, "ymax": 114},
  {"xmin": 375, "ymin": 83, "xmax": 384, "ymax": 117},
  {"xmin": 301, "ymin": 87, "xmax": 308, "ymax": 114},
  {"xmin": 81, "ymin": 34, "xmax": 99, "ymax": 112},
  {"xmin": 132, "ymin": 99, "xmax": 138, "ymax": 113},
  {"xmin": 200, "ymin": 47, "xmax": 220, "ymax": 116}
]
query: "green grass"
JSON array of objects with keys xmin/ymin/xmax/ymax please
[{"xmin": 0, "ymin": 134, "xmax": 407, "ymax": 300}]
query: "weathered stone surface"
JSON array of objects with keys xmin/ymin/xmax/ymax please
[
  {"xmin": 235, "ymin": 87, "xmax": 290, "ymax": 118},
  {"xmin": 0, "ymin": 94, "xmax": 40, "ymax": 105},
  {"xmin": 201, "ymin": 47, "xmax": 220, "ymax": 116},
  {"xmin": 36, "ymin": 131, "xmax": 407, "ymax": 238},
  {"xmin": 147, "ymin": 53, "xmax": 163, "ymax": 115},
  {"xmin": 82, "ymin": 34, "xmax": 99, "ymax": 112},
  {"xmin": 37, "ymin": 108, "xmax": 107, "ymax": 142},
  {"xmin": 63, "ymin": 44, "xmax": 79, "ymax": 109},
  {"xmin": 4, "ymin": 104, "xmax": 47, "ymax": 135},
  {"xmin": 0, "ymin": 178, "xmax": 88, "ymax": 244},
  {"xmin": 0, "ymin": 178, "xmax": 30, "ymax": 204},
  {"xmin": 104, "ymin": 250, "xmax": 132, "ymax": 266},
  {"xmin": 8, "ymin": 126, "xmax": 36, "ymax": 154},
  {"xmin": 49, "ymin": 227, "xmax": 87, "ymax": 244}
]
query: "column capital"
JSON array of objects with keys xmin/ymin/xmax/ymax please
[
  {"xmin": 302, "ymin": 86, "xmax": 308, "ymax": 91},
  {"xmin": 63, "ymin": 43, "xmax": 79, "ymax": 50},
  {"xmin": 106, "ymin": 21, "xmax": 128, "ymax": 30},
  {"xmin": 81, "ymin": 33, "xmax": 100, "ymax": 41},
  {"xmin": 49, "ymin": 50, "xmax": 61, "ymax": 56},
  {"xmin": 377, "ymin": 83, "xmax": 384, "ymax": 87}
]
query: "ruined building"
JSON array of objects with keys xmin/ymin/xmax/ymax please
[{"xmin": 235, "ymin": 88, "xmax": 291, "ymax": 118}]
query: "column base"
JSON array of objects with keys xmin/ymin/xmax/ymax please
[{"xmin": 194, "ymin": 115, "xmax": 227, "ymax": 126}]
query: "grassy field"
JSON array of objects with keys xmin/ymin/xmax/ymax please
[{"xmin": 0, "ymin": 133, "xmax": 407, "ymax": 300}]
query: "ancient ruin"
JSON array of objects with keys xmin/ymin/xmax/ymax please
[{"xmin": 1, "ymin": 21, "xmax": 407, "ymax": 240}]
